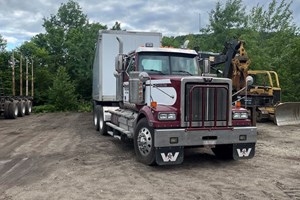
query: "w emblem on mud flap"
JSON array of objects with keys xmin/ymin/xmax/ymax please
[
  {"xmin": 237, "ymin": 148, "xmax": 252, "ymax": 157},
  {"xmin": 161, "ymin": 152, "xmax": 179, "ymax": 162}
]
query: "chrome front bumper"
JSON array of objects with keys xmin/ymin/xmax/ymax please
[{"xmin": 154, "ymin": 127, "xmax": 257, "ymax": 147}]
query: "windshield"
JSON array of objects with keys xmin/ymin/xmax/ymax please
[{"xmin": 138, "ymin": 53, "xmax": 200, "ymax": 76}]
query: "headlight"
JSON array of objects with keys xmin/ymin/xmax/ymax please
[
  {"xmin": 232, "ymin": 112, "xmax": 248, "ymax": 119},
  {"xmin": 158, "ymin": 113, "xmax": 176, "ymax": 121}
]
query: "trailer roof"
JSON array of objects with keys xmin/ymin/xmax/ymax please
[{"xmin": 99, "ymin": 30, "xmax": 162, "ymax": 37}]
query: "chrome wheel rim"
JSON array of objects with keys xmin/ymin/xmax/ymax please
[
  {"xmin": 14, "ymin": 106, "xmax": 18, "ymax": 116},
  {"xmin": 94, "ymin": 112, "xmax": 98, "ymax": 126},
  {"xmin": 22, "ymin": 106, "xmax": 25, "ymax": 114},
  {"xmin": 99, "ymin": 113, "xmax": 103, "ymax": 130},
  {"xmin": 137, "ymin": 127, "xmax": 152, "ymax": 156}
]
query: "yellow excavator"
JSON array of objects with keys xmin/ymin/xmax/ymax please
[{"xmin": 199, "ymin": 40, "xmax": 300, "ymax": 126}]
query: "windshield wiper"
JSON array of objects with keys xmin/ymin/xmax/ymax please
[{"xmin": 172, "ymin": 70, "xmax": 193, "ymax": 76}]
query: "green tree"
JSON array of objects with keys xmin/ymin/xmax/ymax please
[
  {"xmin": 162, "ymin": 36, "xmax": 181, "ymax": 48},
  {"xmin": 42, "ymin": 0, "xmax": 88, "ymax": 68},
  {"xmin": 0, "ymin": 50, "xmax": 11, "ymax": 96},
  {"xmin": 42, "ymin": 0, "xmax": 107, "ymax": 100},
  {"xmin": 17, "ymin": 41, "xmax": 52, "ymax": 104},
  {"xmin": 49, "ymin": 66, "xmax": 77, "ymax": 111},
  {"xmin": 243, "ymin": 0, "xmax": 298, "ymax": 101},
  {"xmin": 202, "ymin": 0, "xmax": 247, "ymax": 51}
]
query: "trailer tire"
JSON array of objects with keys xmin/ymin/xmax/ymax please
[
  {"xmin": 98, "ymin": 106, "xmax": 107, "ymax": 135},
  {"xmin": 8, "ymin": 101, "xmax": 18, "ymax": 119},
  {"xmin": 25, "ymin": 101, "xmax": 32, "ymax": 115},
  {"xmin": 212, "ymin": 144, "xmax": 234, "ymax": 160},
  {"xmin": 94, "ymin": 105, "xmax": 100, "ymax": 131},
  {"xmin": 4, "ymin": 101, "xmax": 10, "ymax": 119},
  {"xmin": 134, "ymin": 118, "xmax": 156, "ymax": 165},
  {"xmin": 18, "ymin": 101, "xmax": 26, "ymax": 117}
]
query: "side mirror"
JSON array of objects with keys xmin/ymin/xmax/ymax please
[
  {"xmin": 113, "ymin": 70, "xmax": 120, "ymax": 78},
  {"xmin": 139, "ymin": 72, "xmax": 150, "ymax": 82}
]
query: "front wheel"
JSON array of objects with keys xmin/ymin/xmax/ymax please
[{"xmin": 134, "ymin": 118, "xmax": 156, "ymax": 165}]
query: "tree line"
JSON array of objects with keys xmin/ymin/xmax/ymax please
[
  {"xmin": 0, "ymin": 0, "xmax": 299, "ymax": 112},
  {"xmin": 162, "ymin": 0, "xmax": 299, "ymax": 102}
]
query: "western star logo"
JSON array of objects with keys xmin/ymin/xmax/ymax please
[
  {"xmin": 237, "ymin": 148, "xmax": 252, "ymax": 157},
  {"xmin": 161, "ymin": 152, "xmax": 179, "ymax": 162}
]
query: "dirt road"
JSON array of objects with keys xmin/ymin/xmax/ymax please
[{"xmin": 0, "ymin": 112, "xmax": 299, "ymax": 200}]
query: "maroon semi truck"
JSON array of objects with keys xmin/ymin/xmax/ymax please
[{"xmin": 92, "ymin": 30, "xmax": 256, "ymax": 165}]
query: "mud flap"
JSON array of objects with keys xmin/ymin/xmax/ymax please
[
  {"xmin": 155, "ymin": 146, "xmax": 184, "ymax": 165},
  {"xmin": 233, "ymin": 143, "xmax": 255, "ymax": 160}
]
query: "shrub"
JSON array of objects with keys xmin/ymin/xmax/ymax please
[{"xmin": 49, "ymin": 66, "xmax": 78, "ymax": 111}]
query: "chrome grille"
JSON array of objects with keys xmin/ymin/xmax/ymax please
[{"xmin": 184, "ymin": 83, "xmax": 229, "ymax": 127}]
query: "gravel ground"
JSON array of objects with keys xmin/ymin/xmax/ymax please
[{"xmin": 0, "ymin": 112, "xmax": 299, "ymax": 200}]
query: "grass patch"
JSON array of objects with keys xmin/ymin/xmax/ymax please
[{"xmin": 33, "ymin": 101, "xmax": 92, "ymax": 113}]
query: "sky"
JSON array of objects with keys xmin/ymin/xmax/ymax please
[{"xmin": 0, "ymin": 0, "xmax": 299, "ymax": 50}]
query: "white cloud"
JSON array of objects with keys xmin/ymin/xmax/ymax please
[
  {"xmin": 3, "ymin": 36, "xmax": 18, "ymax": 44},
  {"xmin": 0, "ymin": 0, "xmax": 299, "ymax": 50}
]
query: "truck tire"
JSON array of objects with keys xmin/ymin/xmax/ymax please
[
  {"xmin": 18, "ymin": 101, "xmax": 26, "ymax": 117},
  {"xmin": 94, "ymin": 105, "xmax": 100, "ymax": 131},
  {"xmin": 98, "ymin": 106, "xmax": 108, "ymax": 135},
  {"xmin": 4, "ymin": 101, "xmax": 10, "ymax": 119},
  {"xmin": 25, "ymin": 101, "xmax": 32, "ymax": 115},
  {"xmin": 134, "ymin": 118, "xmax": 156, "ymax": 165},
  {"xmin": 8, "ymin": 101, "xmax": 18, "ymax": 119},
  {"xmin": 212, "ymin": 144, "xmax": 234, "ymax": 160}
]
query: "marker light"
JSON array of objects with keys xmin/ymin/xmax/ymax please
[{"xmin": 151, "ymin": 101, "xmax": 157, "ymax": 108}]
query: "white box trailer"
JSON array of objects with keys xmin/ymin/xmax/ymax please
[{"xmin": 92, "ymin": 30, "xmax": 162, "ymax": 102}]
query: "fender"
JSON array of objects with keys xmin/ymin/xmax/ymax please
[
  {"xmin": 138, "ymin": 105, "xmax": 180, "ymax": 128},
  {"xmin": 138, "ymin": 106, "xmax": 155, "ymax": 126}
]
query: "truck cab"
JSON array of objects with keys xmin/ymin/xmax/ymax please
[{"xmin": 93, "ymin": 31, "xmax": 256, "ymax": 165}]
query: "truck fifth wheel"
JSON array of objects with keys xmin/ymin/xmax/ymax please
[{"xmin": 92, "ymin": 30, "xmax": 257, "ymax": 165}]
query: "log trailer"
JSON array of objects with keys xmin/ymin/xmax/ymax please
[
  {"xmin": 0, "ymin": 53, "xmax": 33, "ymax": 119},
  {"xmin": 92, "ymin": 30, "xmax": 256, "ymax": 165}
]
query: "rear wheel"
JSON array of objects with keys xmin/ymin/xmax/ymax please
[
  {"xmin": 98, "ymin": 106, "xmax": 107, "ymax": 135},
  {"xmin": 94, "ymin": 105, "xmax": 100, "ymax": 131},
  {"xmin": 4, "ymin": 101, "xmax": 10, "ymax": 119},
  {"xmin": 8, "ymin": 101, "xmax": 18, "ymax": 119},
  {"xmin": 256, "ymin": 110, "xmax": 264, "ymax": 122},
  {"xmin": 18, "ymin": 101, "xmax": 25, "ymax": 117},
  {"xmin": 25, "ymin": 101, "xmax": 32, "ymax": 115},
  {"xmin": 134, "ymin": 118, "xmax": 156, "ymax": 165},
  {"xmin": 212, "ymin": 144, "xmax": 234, "ymax": 160}
]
